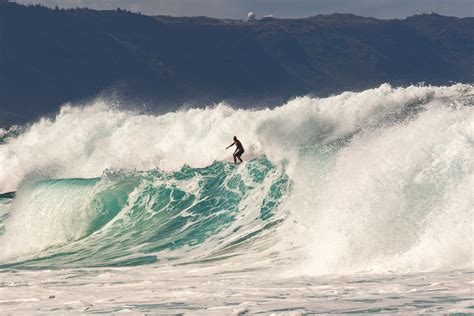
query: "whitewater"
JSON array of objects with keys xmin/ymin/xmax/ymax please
[{"xmin": 0, "ymin": 84, "xmax": 472, "ymax": 314}]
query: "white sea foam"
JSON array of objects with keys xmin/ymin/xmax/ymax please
[
  {"xmin": 286, "ymin": 100, "xmax": 473, "ymax": 274},
  {"xmin": 0, "ymin": 267, "xmax": 472, "ymax": 314},
  {"xmin": 0, "ymin": 83, "xmax": 472, "ymax": 275},
  {"xmin": 0, "ymin": 83, "xmax": 469, "ymax": 192}
]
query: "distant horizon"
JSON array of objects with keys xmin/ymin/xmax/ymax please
[{"xmin": 11, "ymin": 0, "xmax": 474, "ymax": 19}]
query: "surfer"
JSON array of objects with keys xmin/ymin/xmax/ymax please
[{"xmin": 226, "ymin": 136, "xmax": 245, "ymax": 164}]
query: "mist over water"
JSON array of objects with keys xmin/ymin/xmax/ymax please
[{"xmin": 0, "ymin": 83, "xmax": 472, "ymax": 277}]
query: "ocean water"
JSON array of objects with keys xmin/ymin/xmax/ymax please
[{"xmin": 0, "ymin": 84, "xmax": 473, "ymax": 314}]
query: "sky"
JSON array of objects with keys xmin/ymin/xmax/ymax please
[{"xmin": 14, "ymin": 0, "xmax": 474, "ymax": 19}]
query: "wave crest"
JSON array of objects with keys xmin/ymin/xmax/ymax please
[{"xmin": 0, "ymin": 83, "xmax": 472, "ymax": 274}]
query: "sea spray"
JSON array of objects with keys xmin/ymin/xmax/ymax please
[
  {"xmin": 287, "ymin": 101, "xmax": 473, "ymax": 274},
  {"xmin": 0, "ymin": 83, "xmax": 469, "ymax": 192},
  {"xmin": 0, "ymin": 83, "xmax": 472, "ymax": 275}
]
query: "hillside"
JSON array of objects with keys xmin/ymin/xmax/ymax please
[{"xmin": 0, "ymin": 2, "xmax": 472, "ymax": 126}]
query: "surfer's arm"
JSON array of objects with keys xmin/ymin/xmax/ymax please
[{"xmin": 226, "ymin": 142, "xmax": 235, "ymax": 149}]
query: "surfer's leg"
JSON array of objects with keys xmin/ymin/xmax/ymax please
[
  {"xmin": 236, "ymin": 149, "xmax": 244, "ymax": 163},
  {"xmin": 233, "ymin": 154, "xmax": 237, "ymax": 164}
]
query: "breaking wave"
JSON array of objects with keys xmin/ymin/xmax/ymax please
[{"xmin": 0, "ymin": 83, "xmax": 472, "ymax": 274}]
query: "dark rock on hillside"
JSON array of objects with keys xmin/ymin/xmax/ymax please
[{"xmin": 0, "ymin": 2, "xmax": 472, "ymax": 126}]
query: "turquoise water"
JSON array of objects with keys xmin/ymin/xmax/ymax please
[
  {"xmin": 0, "ymin": 84, "xmax": 472, "ymax": 313},
  {"xmin": 0, "ymin": 157, "xmax": 290, "ymax": 269}
]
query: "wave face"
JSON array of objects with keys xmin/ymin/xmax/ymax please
[
  {"xmin": 0, "ymin": 159, "xmax": 290, "ymax": 269},
  {"xmin": 0, "ymin": 84, "xmax": 472, "ymax": 274}
]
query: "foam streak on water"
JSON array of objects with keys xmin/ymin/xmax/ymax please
[{"xmin": 0, "ymin": 267, "xmax": 472, "ymax": 314}]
